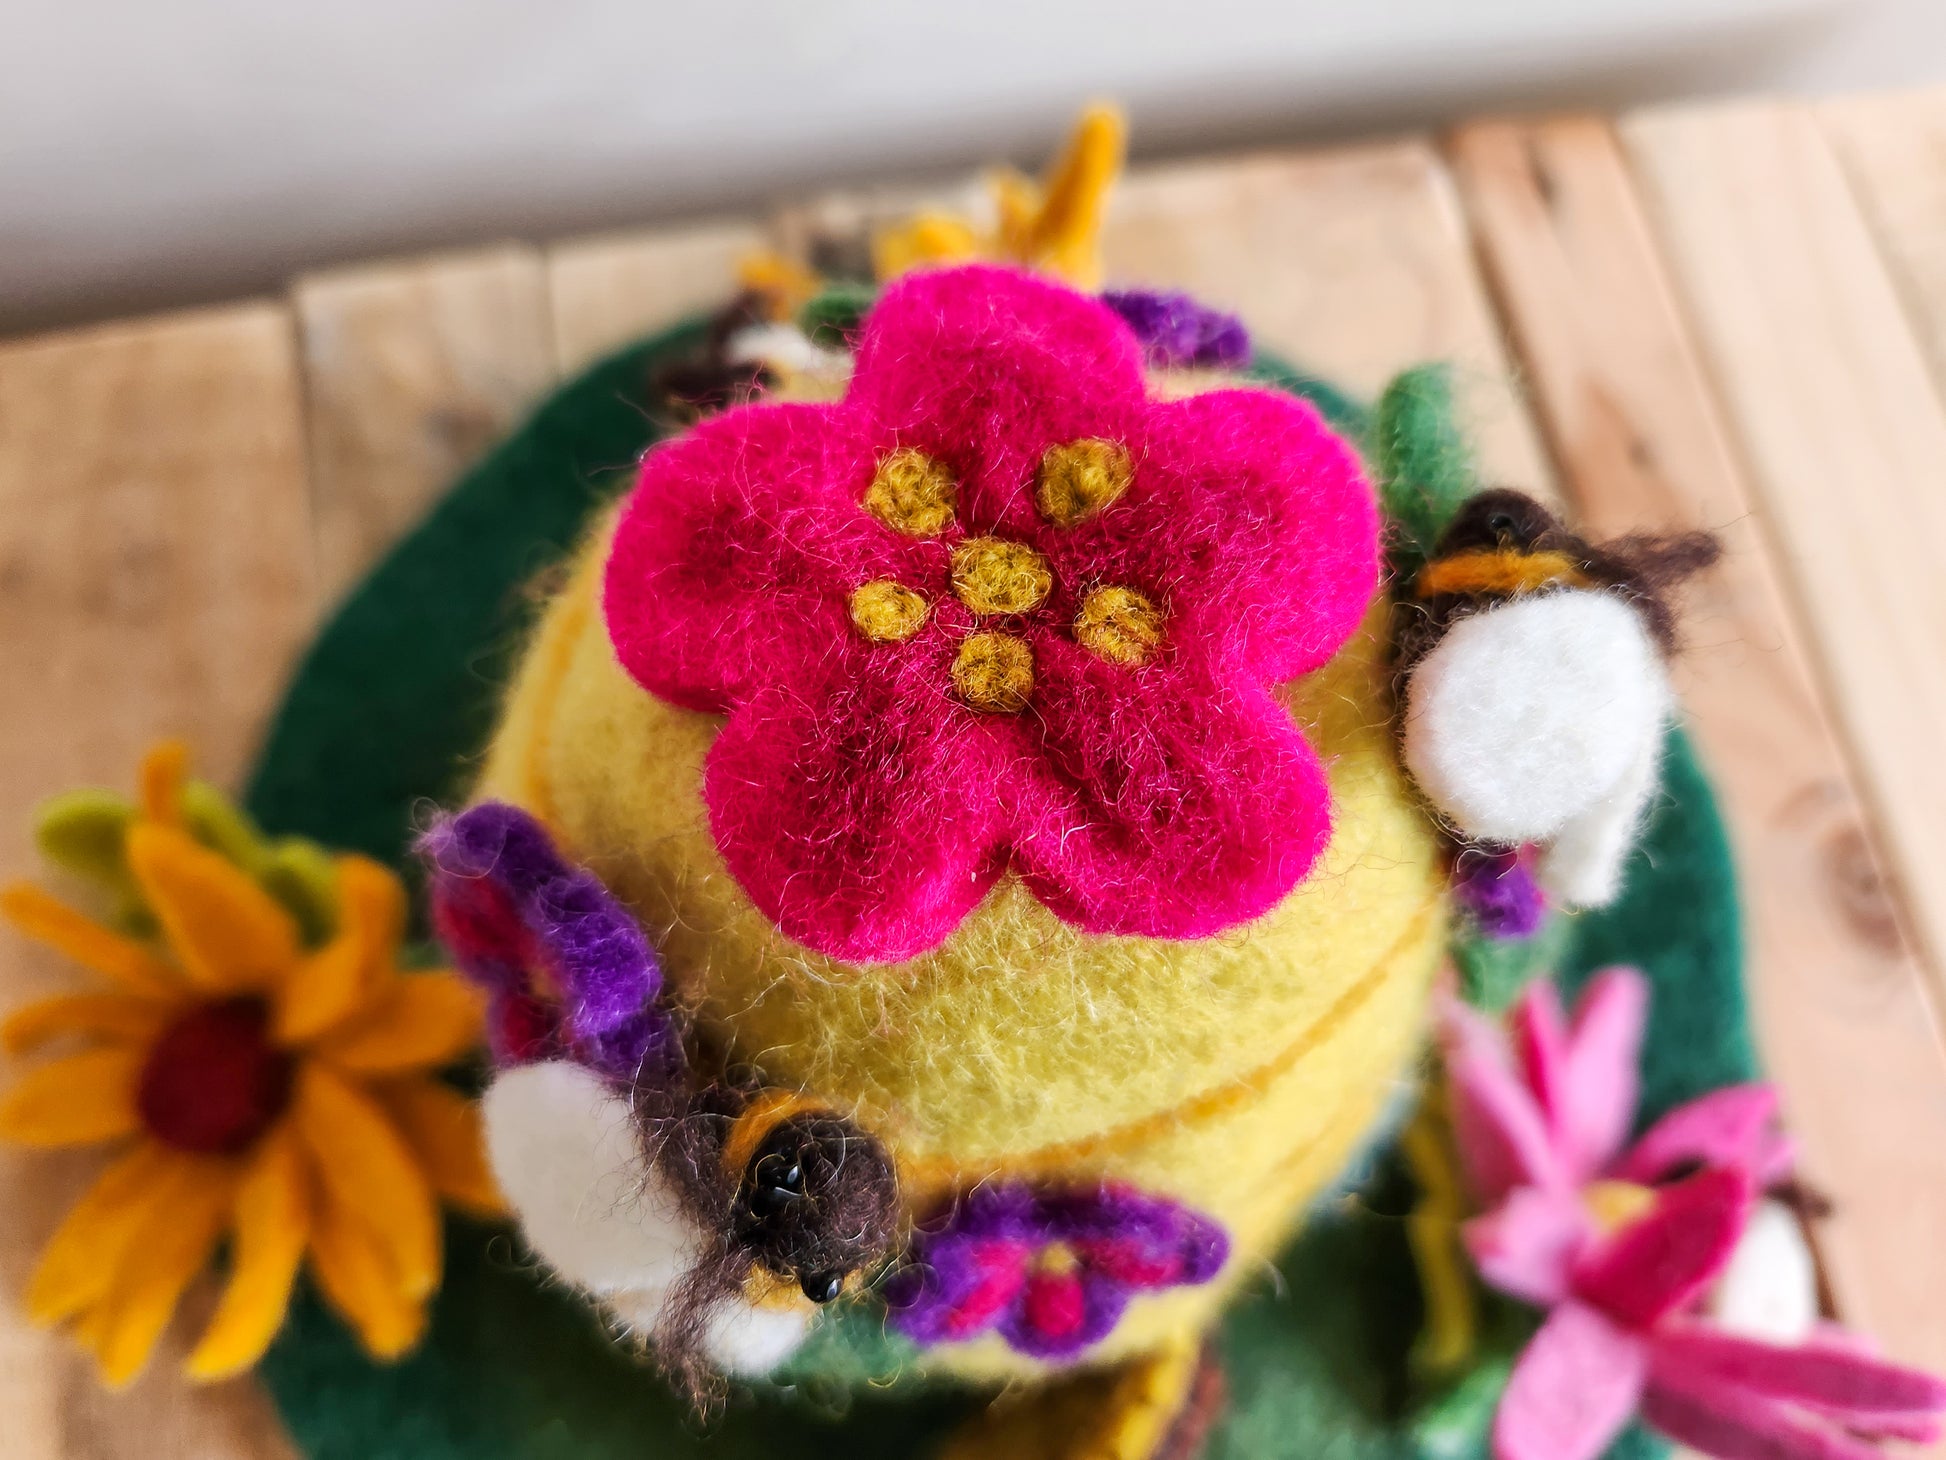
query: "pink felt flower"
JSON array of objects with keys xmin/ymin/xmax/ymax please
[
  {"xmin": 605, "ymin": 264, "xmax": 1378, "ymax": 962},
  {"xmin": 1442, "ymin": 969, "xmax": 1946, "ymax": 1460}
]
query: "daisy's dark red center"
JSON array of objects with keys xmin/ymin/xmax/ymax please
[{"xmin": 138, "ymin": 998, "xmax": 294, "ymax": 1153}]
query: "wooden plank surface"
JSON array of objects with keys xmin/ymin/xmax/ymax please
[
  {"xmin": 295, "ymin": 245, "xmax": 555, "ymax": 603},
  {"xmin": 1102, "ymin": 141, "xmax": 1557, "ymax": 498},
  {"xmin": 547, "ymin": 218, "xmax": 765, "ymax": 375},
  {"xmin": 1821, "ymin": 88, "xmax": 1946, "ymax": 404},
  {"xmin": 1453, "ymin": 114, "xmax": 1946, "ymax": 1398},
  {"xmin": 1623, "ymin": 100, "xmax": 1946, "ymax": 1024},
  {"xmin": 0, "ymin": 302, "xmax": 314, "ymax": 1457}
]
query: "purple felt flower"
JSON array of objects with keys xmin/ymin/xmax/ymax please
[
  {"xmin": 1452, "ymin": 844, "xmax": 1548, "ymax": 940},
  {"xmin": 1100, "ymin": 287, "xmax": 1251, "ymax": 370},
  {"xmin": 891, "ymin": 1181, "xmax": 1228, "ymax": 1360},
  {"xmin": 420, "ymin": 802, "xmax": 681, "ymax": 1082}
]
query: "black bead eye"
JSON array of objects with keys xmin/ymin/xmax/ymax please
[
  {"xmin": 799, "ymin": 1270, "xmax": 844, "ymax": 1304},
  {"xmin": 747, "ymin": 1151, "xmax": 805, "ymax": 1213},
  {"xmin": 1486, "ymin": 510, "xmax": 1519, "ymax": 545}
]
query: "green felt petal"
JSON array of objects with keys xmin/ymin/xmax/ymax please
[{"xmin": 245, "ymin": 324, "xmax": 1743, "ymax": 1460}]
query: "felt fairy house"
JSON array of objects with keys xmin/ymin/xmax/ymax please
[{"xmin": 4, "ymin": 108, "xmax": 1942, "ymax": 1460}]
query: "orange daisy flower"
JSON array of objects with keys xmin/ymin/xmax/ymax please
[{"xmin": 0, "ymin": 744, "xmax": 501, "ymax": 1387}]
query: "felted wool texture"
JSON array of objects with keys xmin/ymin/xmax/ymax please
[
  {"xmin": 1402, "ymin": 590, "xmax": 1670, "ymax": 848},
  {"xmin": 603, "ymin": 264, "xmax": 1381, "ymax": 963},
  {"xmin": 232, "ymin": 314, "xmax": 1742, "ymax": 1460},
  {"xmin": 483, "ymin": 507, "xmax": 1445, "ymax": 1376}
]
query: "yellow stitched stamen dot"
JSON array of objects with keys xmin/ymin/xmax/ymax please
[
  {"xmin": 952, "ymin": 632, "xmax": 1035, "ymax": 713},
  {"xmin": 951, "ymin": 537, "xmax": 1054, "ymax": 617},
  {"xmin": 849, "ymin": 580, "xmax": 930, "ymax": 642},
  {"xmin": 1584, "ymin": 1179, "xmax": 1659, "ymax": 1236},
  {"xmin": 1074, "ymin": 585, "xmax": 1165, "ymax": 665},
  {"xmin": 864, "ymin": 449, "xmax": 957, "ymax": 537},
  {"xmin": 1036, "ymin": 438, "xmax": 1132, "ymax": 526}
]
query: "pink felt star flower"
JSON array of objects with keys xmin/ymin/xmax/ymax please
[
  {"xmin": 1442, "ymin": 969, "xmax": 1946, "ymax": 1460},
  {"xmin": 604, "ymin": 264, "xmax": 1378, "ymax": 962}
]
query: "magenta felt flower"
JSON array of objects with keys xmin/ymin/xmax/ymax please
[
  {"xmin": 889, "ymin": 1181, "xmax": 1228, "ymax": 1360},
  {"xmin": 604, "ymin": 264, "xmax": 1378, "ymax": 963},
  {"xmin": 1442, "ymin": 969, "xmax": 1946, "ymax": 1460}
]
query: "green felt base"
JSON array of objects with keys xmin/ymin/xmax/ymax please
[{"xmin": 243, "ymin": 325, "xmax": 1749, "ymax": 1460}]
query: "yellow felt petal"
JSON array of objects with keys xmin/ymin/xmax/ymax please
[
  {"xmin": 2, "ymin": 994, "xmax": 168, "ymax": 1056},
  {"xmin": 0, "ymin": 882, "xmax": 181, "ymax": 998},
  {"xmin": 138, "ymin": 739, "xmax": 190, "ymax": 826},
  {"xmin": 125, "ymin": 824, "xmax": 299, "ymax": 992},
  {"xmin": 317, "ymin": 976, "xmax": 483, "ymax": 1075},
  {"xmin": 1021, "ymin": 103, "xmax": 1124, "ymax": 287},
  {"xmin": 89, "ymin": 1160, "xmax": 235, "ymax": 1388},
  {"xmin": 184, "ymin": 1127, "xmax": 311, "ymax": 1380},
  {"xmin": 274, "ymin": 855, "xmax": 403, "ymax": 1044},
  {"xmin": 0, "ymin": 1046, "xmax": 143, "ymax": 1146},
  {"xmin": 307, "ymin": 1197, "xmax": 428, "ymax": 1361},
  {"xmin": 291, "ymin": 1064, "xmax": 440, "ymax": 1301},
  {"xmin": 378, "ymin": 1079, "xmax": 504, "ymax": 1216},
  {"xmin": 26, "ymin": 1140, "xmax": 180, "ymax": 1324}
]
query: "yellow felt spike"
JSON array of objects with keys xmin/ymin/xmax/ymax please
[
  {"xmin": 378, "ymin": 1078, "xmax": 505, "ymax": 1216},
  {"xmin": 89, "ymin": 1163, "xmax": 234, "ymax": 1388},
  {"xmin": 125, "ymin": 824, "xmax": 300, "ymax": 993},
  {"xmin": 1020, "ymin": 102, "xmax": 1125, "ymax": 289},
  {"xmin": 1400, "ymin": 1101, "xmax": 1479, "ymax": 1377},
  {"xmin": 275, "ymin": 855, "xmax": 404, "ymax": 1043},
  {"xmin": 0, "ymin": 1046, "xmax": 143, "ymax": 1147},
  {"xmin": 292, "ymin": 1064, "xmax": 441, "ymax": 1301},
  {"xmin": 185, "ymin": 1127, "xmax": 311, "ymax": 1381},
  {"xmin": 735, "ymin": 249, "xmax": 824, "ymax": 321},
  {"xmin": 989, "ymin": 167, "xmax": 1042, "ymax": 262},
  {"xmin": 1, "ymin": 993, "xmax": 168, "ymax": 1056},
  {"xmin": 26, "ymin": 1140, "xmax": 180, "ymax": 1324},
  {"xmin": 0, "ymin": 882, "xmax": 181, "ymax": 999},
  {"xmin": 315, "ymin": 976, "xmax": 484, "ymax": 1075},
  {"xmin": 307, "ymin": 1197, "xmax": 428, "ymax": 1361},
  {"xmin": 137, "ymin": 740, "xmax": 190, "ymax": 828},
  {"xmin": 872, "ymin": 211, "xmax": 982, "ymax": 282}
]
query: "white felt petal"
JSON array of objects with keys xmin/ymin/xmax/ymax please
[
  {"xmin": 702, "ymin": 1301, "xmax": 814, "ymax": 1376},
  {"xmin": 1710, "ymin": 1199, "xmax": 1819, "ymax": 1345},
  {"xmin": 481, "ymin": 1060, "xmax": 697, "ymax": 1297},
  {"xmin": 1537, "ymin": 725, "xmax": 1663, "ymax": 908},
  {"xmin": 1404, "ymin": 591, "xmax": 1668, "ymax": 846},
  {"xmin": 723, "ymin": 322, "xmax": 851, "ymax": 378}
]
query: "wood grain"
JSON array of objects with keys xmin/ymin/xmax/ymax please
[
  {"xmin": 1102, "ymin": 141, "xmax": 1557, "ymax": 499},
  {"xmin": 1453, "ymin": 114, "xmax": 1946, "ymax": 1397},
  {"xmin": 1623, "ymin": 100, "xmax": 1946, "ymax": 1030},
  {"xmin": 0, "ymin": 302, "xmax": 313, "ymax": 1458},
  {"xmin": 1820, "ymin": 88, "xmax": 1946, "ymax": 405},
  {"xmin": 295, "ymin": 245, "xmax": 555, "ymax": 603},
  {"xmin": 548, "ymin": 218, "xmax": 766, "ymax": 375}
]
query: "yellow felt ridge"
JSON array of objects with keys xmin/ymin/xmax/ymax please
[
  {"xmin": 1400, "ymin": 1095, "xmax": 1479, "ymax": 1378},
  {"xmin": 1414, "ymin": 548, "xmax": 1590, "ymax": 600}
]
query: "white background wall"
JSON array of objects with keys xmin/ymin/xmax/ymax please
[{"xmin": 2, "ymin": 0, "xmax": 1942, "ymax": 334}]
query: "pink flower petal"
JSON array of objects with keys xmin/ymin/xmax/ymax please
[
  {"xmin": 1464, "ymin": 1186, "xmax": 1591, "ymax": 1307},
  {"xmin": 1047, "ymin": 386, "xmax": 1379, "ymax": 685},
  {"xmin": 1643, "ymin": 1365, "xmax": 1884, "ymax": 1460},
  {"xmin": 1494, "ymin": 1301, "xmax": 1648, "ymax": 1460},
  {"xmin": 1573, "ymin": 1168, "xmax": 1755, "ymax": 1330},
  {"xmin": 1616, "ymin": 1084, "xmax": 1793, "ymax": 1187},
  {"xmin": 703, "ymin": 648, "xmax": 1014, "ymax": 963},
  {"xmin": 1651, "ymin": 1325, "xmax": 1946, "ymax": 1431},
  {"xmin": 847, "ymin": 265, "xmax": 1149, "ymax": 537},
  {"xmin": 1512, "ymin": 979, "xmax": 1574, "ymax": 1159},
  {"xmin": 1013, "ymin": 648, "xmax": 1333, "ymax": 939},
  {"xmin": 1440, "ymin": 995, "xmax": 1569, "ymax": 1207},
  {"xmin": 607, "ymin": 400, "xmax": 896, "ymax": 712},
  {"xmin": 1560, "ymin": 966, "xmax": 1649, "ymax": 1177}
]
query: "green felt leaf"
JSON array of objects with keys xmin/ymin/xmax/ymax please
[
  {"xmin": 33, "ymin": 788, "xmax": 143, "ymax": 924},
  {"xmin": 1369, "ymin": 365, "xmax": 1477, "ymax": 581},
  {"xmin": 243, "ymin": 322, "xmax": 1741, "ymax": 1460}
]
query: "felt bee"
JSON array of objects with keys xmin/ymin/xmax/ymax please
[{"xmin": 1396, "ymin": 489, "xmax": 1721, "ymax": 908}]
